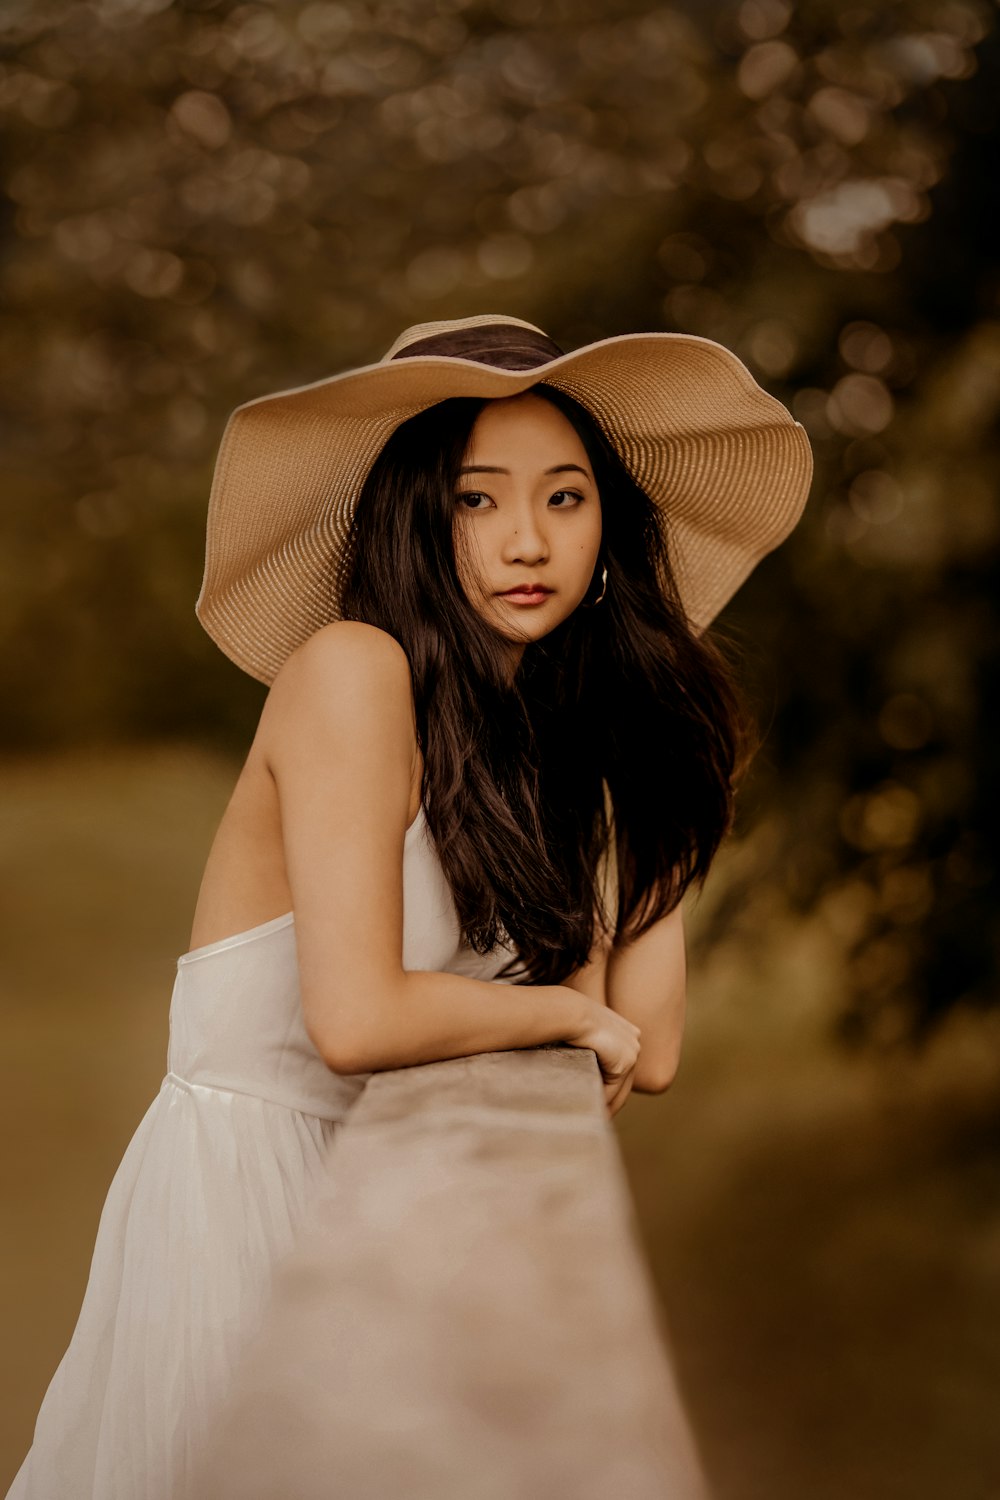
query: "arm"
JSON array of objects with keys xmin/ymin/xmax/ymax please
[
  {"xmin": 607, "ymin": 903, "xmax": 687, "ymax": 1093},
  {"xmin": 563, "ymin": 903, "xmax": 687, "ymax": 1095},
  {"xmin": 257, "ymin": 622, "xmax": 594, "ymax": 1076}
]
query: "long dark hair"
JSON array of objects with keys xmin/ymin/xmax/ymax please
[{"xmin": 338, "ymin": 383, "xmax": 759, "ymax": 985}]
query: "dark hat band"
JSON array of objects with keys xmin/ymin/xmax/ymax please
[{"xmin": 389, "ymin": 322, "xmax": 565, "ymax": 372}]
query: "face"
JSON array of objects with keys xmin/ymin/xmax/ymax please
[{"xmin": 452, "ymin": 392, "xmax": 603, "ymax": 667}]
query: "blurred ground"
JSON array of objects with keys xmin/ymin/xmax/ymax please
[{"xmin": 2, "ymin": 745, "xmax": 997, "ymax": 1498}]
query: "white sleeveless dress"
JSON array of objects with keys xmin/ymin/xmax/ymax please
[{"xmin": 7, "ymin": 803, "xmax": 518, "ymax": 1500}]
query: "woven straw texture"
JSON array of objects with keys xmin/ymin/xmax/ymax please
[{"xmin": 196, "ymin": 325, "xmax": 813, "ymax": 684}]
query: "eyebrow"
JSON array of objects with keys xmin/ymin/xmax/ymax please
[{"xmin": 458, "ymin": 463, "xmax": 592, "ymax": 479}]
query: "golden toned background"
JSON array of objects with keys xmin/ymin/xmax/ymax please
[{"xmin": 2, "ymin": 1, "xmax": 998, "ymax": 1494}]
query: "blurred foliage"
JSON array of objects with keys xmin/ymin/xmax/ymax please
[{"xmin": 0, "ymin": 0, "xmax": 997, "ymax": 1048}]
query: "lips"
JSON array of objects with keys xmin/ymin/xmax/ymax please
[{"xmin": 498, "ymin": 586, "xmax": 553, "ymax": 596}]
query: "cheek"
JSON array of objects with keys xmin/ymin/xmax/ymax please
[
  {"xmin": 452, "ymin": 523, "xmax": 489, "ymax": 596},
  {"xmin": 580, "ymin": 512, "xmax": 602, "ymax": 557}
]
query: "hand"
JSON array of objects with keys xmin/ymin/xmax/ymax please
[{"xmin": 564, "ymin": 993, "xmax": 641, "ymax": 1120}]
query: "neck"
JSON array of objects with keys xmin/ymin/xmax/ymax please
[{"xmin": 502, "ymin": 641, "xmax": 526, "ymax": 686}]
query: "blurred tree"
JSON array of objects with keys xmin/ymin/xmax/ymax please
[{"xmin": 0, "ymin": 0, "xmax": 996, "ymax": 1046}]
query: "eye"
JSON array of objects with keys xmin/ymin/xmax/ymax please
[
  {"xmin": 455, "ymin": 491, "xmax": 492, "ymax": 510},
  {"xmin": 549, "ymin": 489, "xmax": 585, "ymax": 507}
]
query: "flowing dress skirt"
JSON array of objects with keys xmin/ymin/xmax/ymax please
[{"xmin": 6, "ymin": 913, "xmax": 370, "ymax": 1500}]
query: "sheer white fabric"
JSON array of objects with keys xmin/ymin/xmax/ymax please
[{"xmin": 7, "ymin": 805, "xmax": 517, "ymax": 1500}]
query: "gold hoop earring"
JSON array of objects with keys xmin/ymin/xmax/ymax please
[{"xmin": 583, "ymin": 563, "xmax": 607, "ymax": 607}]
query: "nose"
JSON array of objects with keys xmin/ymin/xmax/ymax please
[{"xmin": 501, "ymin": 499, "xmax": 549, "ymax": 565}]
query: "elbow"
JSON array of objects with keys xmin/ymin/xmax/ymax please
[
  {"xmin": 319, "ymin": 1037, "xmax": 374, "ymax": 1078},
  {"xmin": 634, "ymin": 1041, "xmax": 683, "ymax": 1095},
  {"xmin": 303, "ymin": 977, "xmax": 402, "ymax": 1077},
  {"xmin": 306, "ymin": 1016, "xmax": 377, "ymax": 1078}
]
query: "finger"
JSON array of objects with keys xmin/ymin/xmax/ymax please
[
  {"xmin": 606, "ymin": 1064, "xmax": 631, "ymax": 1092},
  {"xmin": 614, "ymin": 1077, "xmax": 636, "ymax": 1116},
  {"xmin": 606, "ymin": 1085, "xmax": 630, "ymax": 1120},
  {"xmin": 604, "ymin": 1073, "xmax": 632, "ymax": 1117},
  {"xmin": 604, "ymin": 1066, "xmax": 636, "ymax": 1117},
  {"xmin": 601, "ymin": 1068, "xmax": 631, "ymax": 1098},
  {"xmin": 608, "ymin": 1087, "xmax": 632, "ymax": 1120}
]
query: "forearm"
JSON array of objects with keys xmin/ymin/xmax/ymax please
[
  {"xmin": 558, "ymin": 940, "xmax": 649, "ymax": 1095},
  {"xmin": 566, "ymin": 954, "xmax": 664, "ymax": 1094},
  {"xmin": 605, "ymin": 905, "xmax": 687, "ymax": 1093},
  {"xmin": 562, "ymin": 901, "xmax": 687, "ymax": 1095},
  {"xmin": 324, "ymin": 968, "xmax": 591, "ymax": 1076}
]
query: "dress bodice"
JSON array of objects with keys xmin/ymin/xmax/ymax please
[{"xmin": 166, "ymin": 804, "xmax": 519, "ymax": 1121}]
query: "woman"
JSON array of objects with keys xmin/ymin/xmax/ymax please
[{"xmin": 7, "ymin": 313, "xmax": 812, "ymax": 1499}]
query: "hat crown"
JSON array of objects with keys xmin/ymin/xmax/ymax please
[
  {"xmin": 382, "ymin": 314, "xmax": 550, "ymax": 362},
  {"xmin": 383, "ymin": 315, "xmax": 565, "ymax": 372}
]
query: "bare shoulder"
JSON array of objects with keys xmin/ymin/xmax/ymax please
[
  {"xmin": 269, "ymin": 620, "xmax": 412, "ymax": 699},
  {"xmin": 256, "ymin": 621, "xmax": 416, "ymax": 769}
]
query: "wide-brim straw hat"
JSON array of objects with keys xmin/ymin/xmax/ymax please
[{"xmin": 197, "ymin": 312, "xmax": 813, "ymax": 684}]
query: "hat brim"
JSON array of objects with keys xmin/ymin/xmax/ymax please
[{"xmin": 197, "ymin": 331, "xmax": 813, "ymax": 684}]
